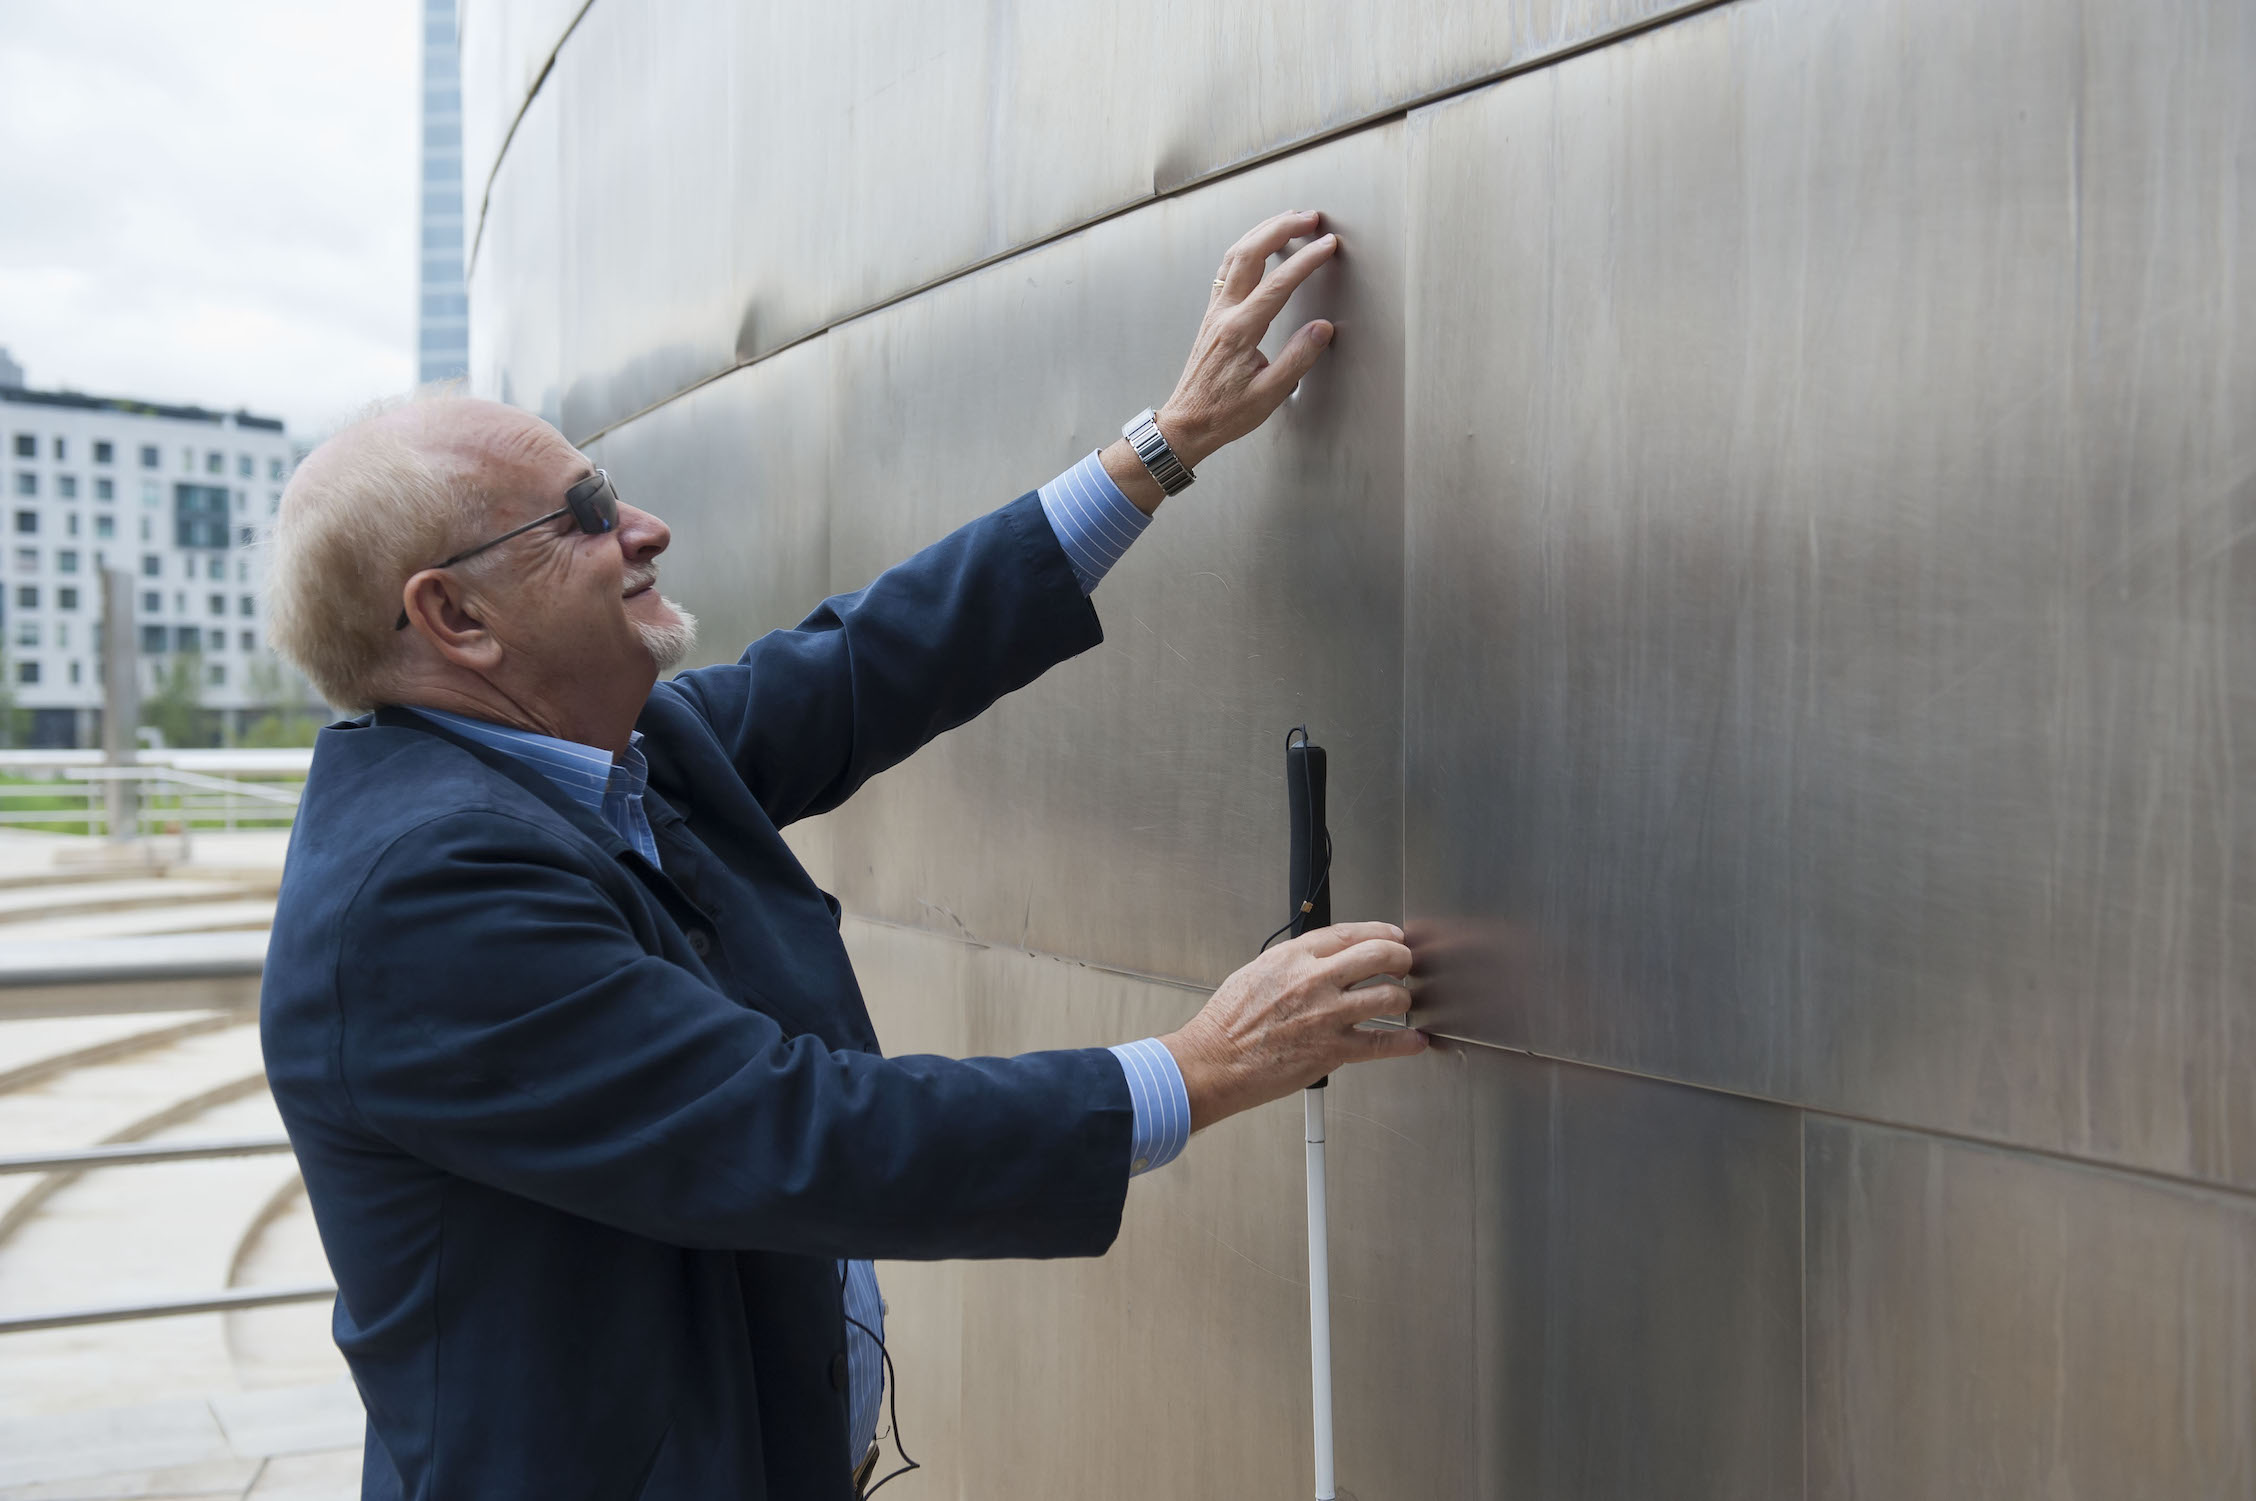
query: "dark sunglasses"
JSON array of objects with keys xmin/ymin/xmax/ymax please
[{"xmin": 394, "ymin": 469, "xmax": 620, "ymax": 629}]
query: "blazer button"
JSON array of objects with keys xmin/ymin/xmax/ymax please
[
  {"xmin": 829, "ymin": 1352, "xmax": 850, "ymax": 1392},
  {"xmin": 687, "ymin": 929, "xmax": 711, "ymax": 958}
]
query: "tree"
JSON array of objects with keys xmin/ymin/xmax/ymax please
[{"xmin": 142, "ymin": 652, "xmax": 206, "ymax": 749}]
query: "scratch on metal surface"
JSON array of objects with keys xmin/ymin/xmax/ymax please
[{"xmin": 1186, "ymin": 1218, "xmax": 1306, "ymax": 1291}]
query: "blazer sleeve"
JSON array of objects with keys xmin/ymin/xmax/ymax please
[
  {"xmin": 333, "ymin": 808, "xmax": 1134, "ymax": 1259},
  {"xmin": 656, "ymin": 491, "xmax": 1104, "ymax": 827}
]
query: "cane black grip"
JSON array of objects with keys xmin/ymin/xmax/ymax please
[{"xmin": 1287, "ymin": 739, "xmax": 1329, "ymax": 934}]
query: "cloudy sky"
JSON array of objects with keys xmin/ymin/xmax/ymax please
[{"xmin": 0, "ymin": 1, "xmax": 418, "ymax": 441}]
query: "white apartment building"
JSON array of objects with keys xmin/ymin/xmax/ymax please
[{"xmin": 1, "ymin": 381, "xmax": 303, "ymax": 747}]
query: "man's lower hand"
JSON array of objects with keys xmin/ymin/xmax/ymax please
[{"xmin": 1160, "ymin": 921, "xmax": 1426, "ymax": 1132}]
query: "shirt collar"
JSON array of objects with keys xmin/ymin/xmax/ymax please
[{"xmin": 408, "ymin": 707, "xmax": 645, "ymax": 818}]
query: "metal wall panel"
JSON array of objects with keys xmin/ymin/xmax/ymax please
[
  {"xmin": 1806, "ymin": 1119, "xmax": 2256, "ymax": 1496},
  {"xmin": 821, "ymin": 122, "xmax": 1406, "ymax": 989},
  {"xmin": 457, "ymin": 0, "xmax": 587, "ymax": 228},
  {"xmin": 843, "ymin": 916, "xmax": 1477, "ymax": 1501},
  {"xmin": 464, "ymin": 83, "xmax": 563, "ymax": 424},
  {"xmin": 1404, "ymin": 0, "xmax": 2256, "ymax": 1188},
  {"xmin": 1470, "ymin": 1048, "xmax": 1804, "ymax": 1498},
  {"xmin": 464, "ymin": 0, "xmax": 1710, "ymax": 440}
]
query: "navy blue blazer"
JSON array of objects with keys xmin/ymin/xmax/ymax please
[{"xmin": 262, "ymin": 494, "xmax": 1133, "ymax": 1501}]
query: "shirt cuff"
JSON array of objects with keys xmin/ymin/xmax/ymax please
[
  {"xmin": 1038, "ymin": 450, "xmax": 1152, "ymax": 594},
  {"xmin": 1107, "ymin": 1037, "xmax": 1192, "ymax": 1176}
]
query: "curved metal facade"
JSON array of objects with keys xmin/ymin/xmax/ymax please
[{"xmin": 461, "ymin": 0, "xmax": 2256, "ymax": 1493}]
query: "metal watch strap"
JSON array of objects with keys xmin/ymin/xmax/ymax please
[{"xmin": 1122, "ymin": 407, "xmax": 1195, "ymax": 496}]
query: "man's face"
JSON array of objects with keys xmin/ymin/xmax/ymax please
[{"xmin": 439, "ymin": 406, "xmax": 696, "ymax": 693}]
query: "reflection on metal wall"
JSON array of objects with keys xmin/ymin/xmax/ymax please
[{"xmin": 464, "ymin": 0, "xmax": 2256, "ymax": 1491}]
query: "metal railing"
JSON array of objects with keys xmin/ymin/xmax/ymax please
[
  {"xmin": 0, "ymin": 763, "xmax": 302, "ymax": 838},
  {"xmin": 0, "ymin": 1135, "xmax": 331, "ymax": 1336}
]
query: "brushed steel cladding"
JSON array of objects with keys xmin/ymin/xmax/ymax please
[
  {"xmin": 464, "ymin": 0, "xmax": 1712, "ymax": 441},
  {"xmin": 843, "ymin": 917, "xmax": 1477, "ymax": 1500},
  {"xmin": 1404, "ymin": 0, "xmax": 2256, "ymax": 1187},
  {"xmin": 822, "ymin": 123, "xmax": 1406, "ymax": 989},
  {"xmin": 457, "ymin": 0, "xmax": 587, "ymax": 215},
  {"xmin": 1805, "ymin": 1119, "xmax": 2256, "ymax": 1495},
  {"xmin": 465, "ymin": 82, "xmax": 563, "ymax": 425},
  {"xmin": 1470, "ymin": 1050, "xmax": 1804, "ymax": 1497}
]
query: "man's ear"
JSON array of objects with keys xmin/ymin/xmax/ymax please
[{"xmin": 400, "ymin": 568, "xmax": 506, "ymax": 671}]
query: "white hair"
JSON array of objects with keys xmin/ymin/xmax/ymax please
[{"xmin": 265, "ymin": 389, "xmax": 493, "ymax": 712}]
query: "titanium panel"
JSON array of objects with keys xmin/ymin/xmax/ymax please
[
  {"xmin": 457, "ymin": 0, "xmax": 588, "ymax": 235},
  {"xmin": 464, "ymin": 82, "xmax": 563, "ymax": 424},
  {"xmin": 471, "ymin": 0, "xmax": 1715, "ymax": 440},
  {"xmin": 843, "ymin": 916, "xmax": 1476, "ymax": 1500},
  {"xmin": 1404, "ymin": 0, "xmax": 2256, "ymax": 1186},
  {"xmin": 1470, "ymin": 1049, "xmax": 1804, "ymax": 1497},
  {"xmin": 1806, "ymin": 1119, "xmax": 2256, "ymax": 1496},
  {"xmin": 822, "ymin": 123, "xmax": 1407, "ymax": 988}
]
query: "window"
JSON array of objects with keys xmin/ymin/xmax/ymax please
[
  {"xmin": 140, "ymin": 590, "xmax": 160, "ymax": 615},
  {"xmin": 12, "ymin": 474, "xmax": 33, "ymax": 496},
  {"xmin": 173, "ymin": 625, "xmax": 200, "ymax": 653},
  {"xmin": 139, "ymin": 444, "xmax": 159, "ymax": 468},
  {"xmin": 208, "ymin": 628, "xmax": 225, "ymax": 651},
  {"xmin": 10, "ymin": 435, "xmax": 31, "ymax": 459},
  {"xmin": 204, "ymin": 450, "xmax": 223, "ymax": 475},
  {"xmin": 56, "ymin": 475, "xmax": 76, "ymax": 499},
  {"xmin": 181, "ymin": 447, "xmax": 193, "ymax": 472},
  {"xmin": 237, "ymin": 453, "xmax": 253, "ymax": 478},
  {"xmin": 13, "ymin": 548, "xmax": 34, "ymax": 573},
  {"xmin": 205, "ymin": 556, "xmax": 223, "ymax": 580},
  {"xmin": 56, "ymin": 550, "xmax": 76, "ymax": 574},
  {"xmin": 234, "ymin": 558, "xmax": 247, "ymax": 581},
  {"xmin": 94, "ymin": 515, "xmax": 113, "ymax": 540},
  {"xmin": 208, "ymin": 661, "xmax": 226, "ymax": 686},
  {"xmin": 235, "ymin": 490, "xmax": 247, "ymax": 512},
  {"xmin": 174, "ymin": 591, "xmax": 186, "ymax": 613},
  {"xmin": 268, "ymin": 492, "xmax": 281, "ymax": 514},
  {"xmin": 140, "ymin": 554, "xmax": 159, "ymax": 577},
  {"xmin": 15, "ymin": 621, "xmax": 37, "ymax": 648},
  {"xmin": 51, "ymin": 438, "xmax": 64, "ymax": 461},
  {"xmin": 64, "ymin": 513, "xmax": 78, "ymax": 536},
  {"xmin": 54, "ymin": 622, "xmax": 69, "ymax": 649},
  {"xmin": 94, "ymin": 477, "xmax": 112, "ymax": 501},
  {"xmin": 56, "ymin": 587, "xmax": 76, "ymax": 611},
  {"xmin": 239, "ymin": 630, "xmax": 255, "ymax": 653},
  {"xmin": 236, "ymin": 526, "xmax": 256, "ymax": 547},
  {"xmin": 12, "ymin": 512, "xmax": 34, "ymax": 534},
  {"xmin": 67, "ymin": 660, "xmax": 80, "ymax": 685},
  {"xmin": 13, "ymin": 585, "xmax": 34, "ymax": 609},
  {"xmin": 139, "ymin": 624, "xmax": 165, "ymax": 654},
  {"xmin": 139, "ymin": 517, "xmax": 151, "ymax": 541},
  {"xmin": 93, "ymin": 441, "xmax": 113, "ymax": 464},
  {"xmin": 174, "ymin": 484, "xmax": 230, "ymax": 549},
  {"xmin": 208, "ymin": 593, "xmax": 225, "ymax": 616},
  {"xmin": 15, "ymin": 662, "xmax": 36, "ymax": 686},
  {"xmin": 140, "ymin": 480, "xmax": 159, "ymax": 506},
  {"xmin": 238, "ymin": 594, "xmax": 255, "ymax": 617},
  {"xmin": 267, "ymin": 457, "xmax": 284, "ymax": 481},
  {"xmin": 421, "ymin": 292, "xmax": 470, "ymax": 318}
]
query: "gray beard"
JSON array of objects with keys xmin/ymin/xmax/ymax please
[{"xmin": 635, "ymin": 597, "xmax": 699, "ymax": 674}]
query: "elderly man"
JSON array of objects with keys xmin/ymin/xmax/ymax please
[{"xmin": 260, "ymin": 211, "xmax": 1424, "ymax": 1501}]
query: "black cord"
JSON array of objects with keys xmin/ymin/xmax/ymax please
[{"xmin": 839, "ymin": 1263, "xmax": 919, "ymax": 1499}]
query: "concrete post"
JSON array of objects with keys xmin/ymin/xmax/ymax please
[{"xmin": 99, "ymin": 569, "xmax": 138, "ymax": 842}]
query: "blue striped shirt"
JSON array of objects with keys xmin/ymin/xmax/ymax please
[{"xmin": 404, "ymin": 454, "xmax": 1189, "ymax": 1470}]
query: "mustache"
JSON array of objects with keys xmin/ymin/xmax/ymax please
[{"xmin": 621, "ymin": 564, "xmax": 660, "ymax": 595}]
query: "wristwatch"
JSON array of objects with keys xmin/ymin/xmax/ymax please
[{"xmin": 1122, "ymin": 408, "xmax": 1195, "ymax": 496}]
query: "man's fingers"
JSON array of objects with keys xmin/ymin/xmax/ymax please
[
  {"xmin": 1216, "ymin": 210, "xmax": 1324, "ymax": 301},
  {"xmin": 1236, "ymin": 233, "xmax": 1337, "ymax": 328},
  {"xmin": 1299, "ymin": 921, "xmax": 1402, "ymax": 958},
  {"xmin": 1319, "ymin": 937, "xmax": 1414, "ymax": 986},
  {"xmin": 1337, "ymin": 980, "xmax": 1413, "ymax": 1021},
  {"xmin": 1244, "ymin": 319, "xmax": 1335, "ymax": 410}
]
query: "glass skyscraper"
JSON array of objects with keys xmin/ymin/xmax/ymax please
[{"xmin": 417, "ymin": 1, "xmax": 468, "ymax": 384}]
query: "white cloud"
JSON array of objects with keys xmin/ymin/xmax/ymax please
[{"xmin": 0, "ymin": 1, "xmax": 418, "ymax": 441}]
